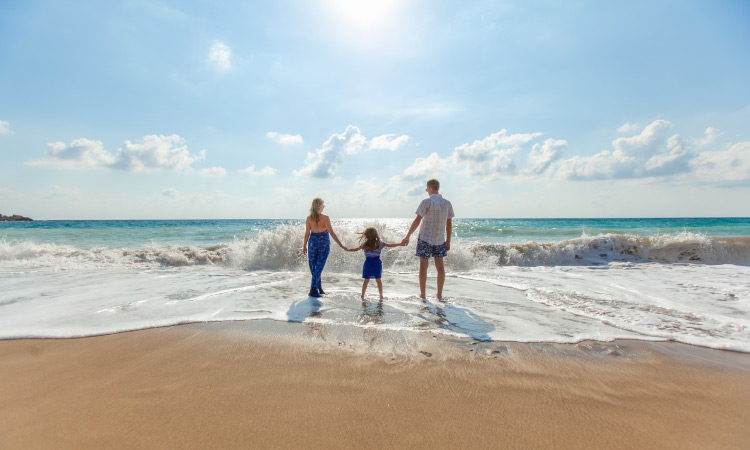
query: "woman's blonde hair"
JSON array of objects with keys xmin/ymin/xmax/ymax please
[
  {"xmin": 309, "ymin": 198, "xmax": 324, "ymax": 223},
  {"xmin": 358, "ymin": 227, "xmax": 381, "ymax": 252}
]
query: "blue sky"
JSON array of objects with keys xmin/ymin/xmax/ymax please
[{"xmin": 1, "ymin": 0, "xmax": 749, "ymax": 219}]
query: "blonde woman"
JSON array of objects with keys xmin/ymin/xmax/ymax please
[{"xmin": 303, "ymin": 198, "xmax": 345, "ymax": 297}]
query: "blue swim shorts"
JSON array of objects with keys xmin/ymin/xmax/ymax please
[{"xmin": 416, "ymin": 239, "xmax": 447, "ymax": 259}]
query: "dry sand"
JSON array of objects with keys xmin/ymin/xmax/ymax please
[{"xmin": 1, "ymin": 321, "xmax": 749, "ymax": 450}]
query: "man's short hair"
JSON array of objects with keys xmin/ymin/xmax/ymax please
[{"xmin": 427, "ymin": 179, "xmax": 440, "ymax": 191}]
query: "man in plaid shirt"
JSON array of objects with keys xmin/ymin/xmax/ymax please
[{"xmin": 402, "ymin": 179, "xmax": 454, "ymax": 300}]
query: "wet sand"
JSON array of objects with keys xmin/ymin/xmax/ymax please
[{"xmin": 1, "ymin": 321, "xmax": 749, "ymax": 450}]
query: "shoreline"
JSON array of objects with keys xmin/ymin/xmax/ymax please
[{"xmin": 2, "ymin": 321, "xmax": 749, "ymax": 449}]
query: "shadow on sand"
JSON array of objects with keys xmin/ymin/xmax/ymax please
[
  {"xmin": 420, "ymin": 300, "xmax": 494, "ymax": 341},
  {"xmin": 286, "ymin": 297, "xmax": 323, "ymax": 323}
]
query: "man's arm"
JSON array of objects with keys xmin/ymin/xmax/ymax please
[
  {"xmin": 445, "ymin": 217, "xmax": 452, "ymax": 251},
  {"xmin": 401, "ymin": 215, "xmax": 422, "ymax": 246}
]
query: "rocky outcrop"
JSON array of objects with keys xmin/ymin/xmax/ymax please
[{"xmin": 0, "ymin": 214, "xmax": 33, "ymax": 221}]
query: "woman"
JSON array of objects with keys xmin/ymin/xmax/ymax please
[{"xmin": 303, "ymin": 198, "xmax": 345, "ymax": 297}]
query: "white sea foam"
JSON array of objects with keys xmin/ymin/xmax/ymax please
[
  {"xmin": 1, "ymin": 227, "xmax": 749, "ymax": 352},
  {"xmin": 2, "ymin": 231, "xmax": 749, "ymax": 270}
]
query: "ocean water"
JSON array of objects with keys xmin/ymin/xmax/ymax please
[{"xmin": 1, "ymin": 218, "xmax": 749, "ymax": 352}]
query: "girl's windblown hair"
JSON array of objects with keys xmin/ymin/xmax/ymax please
[
  {"xmin": 309, "ymin": 198, "xmax": 324, "ymax": 223},
  {"xmin": 358, "ymin": 227, "xmax": 381, "ymax": 252}
]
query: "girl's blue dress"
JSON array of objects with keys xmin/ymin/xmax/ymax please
[{"xmin": 362, "ymin": 242, "xmax": 386, "ymax": 279}]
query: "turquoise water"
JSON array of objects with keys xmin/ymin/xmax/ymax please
[{"xmin": 3, "ymin": 217, "xmax": 749, "ymax": 248}]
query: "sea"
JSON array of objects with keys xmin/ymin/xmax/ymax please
[{"xmin": 1, "ymin": 218, "xmax": 749, "ymax": 352}]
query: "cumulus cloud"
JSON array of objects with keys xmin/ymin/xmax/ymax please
[
  {"xmin": 0, "ymin": 120, "xmax": 13, "ymax": 134},
  {"xmin": 453, "ymin": 129, "xmax": 542, "ymax": 176},
  {"xmin": 208, "ymin": 40, "xmax": 231, "ymax": 70},
  {"xmin": 112, "ymin": 135, "xmax": 206, "ymax": 172},
  {"xmin": 198, "ymin": 167, "xmax": 227, "ymax": 177},
  {"xmin": 266, "ymin": 132, "xmax": 303, "ymax": 146},
  {"xmin": 691, "ymin": 141, "xmax": 750, "ymax": 185},
  {"xmin": 294, "ymin": 125, "xmax": 367, "ymax": 178},
  {"xmin": 27, "ymin": 135, "xmax": 207, "ymax": 173},
  {"xmin": 239, "ymin": 164, "xmax": 276, "ymax": 176},
  {"xmin": 525, "ymin": 138, "xmax": 567, "ymax": 175},
  {"xmin": 294, "ymin": 126, "xmax": 412, "ymax": 178},
  {"xmin": 401, "ymin": 153, "xmax": 448, "ymax": 180},
  {"xmin": 556, "ymin": 120, "xmax": 690, "ymax": 180},
  {"xmin": 370, "ymin": 134, "xmax": 409, "ymax": 151},
  {"xmin": 617, "ymin": 122, "xmax": 641, "ymax": 134},
  {"xmin": 29, "ymin": 138, "xmax": 117, "ymax": 170}
]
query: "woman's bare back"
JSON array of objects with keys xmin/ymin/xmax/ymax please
[{"xmin": 308, "ymin": 214, "xmax": 329, "ymax": 233}]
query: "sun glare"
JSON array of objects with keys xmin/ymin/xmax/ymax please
[{"xmin": 325, "ymin": 0, "xmax": 400, "ymax": 32}]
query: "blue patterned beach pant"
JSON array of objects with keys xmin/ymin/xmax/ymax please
[{"xmin": 308, "ymin": 230, "xmax": 330, "ymax": 290}]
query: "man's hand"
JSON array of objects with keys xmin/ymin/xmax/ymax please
[{"xmin": 401, "ymin": 237, "xmax": 410, "ymax": 246}]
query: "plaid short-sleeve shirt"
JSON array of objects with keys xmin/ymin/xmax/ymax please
[{"xmin": 416, "ymin": 194, "xmax": 454, "ymax": 246}]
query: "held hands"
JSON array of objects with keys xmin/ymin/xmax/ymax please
[{"xmin": 400, "ymin": 237, "xmax": 410, "ymax": 246}]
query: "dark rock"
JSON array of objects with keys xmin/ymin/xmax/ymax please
[{"xmin": 0, "ymin": 214, "xmax": 33, "ymax": 222}]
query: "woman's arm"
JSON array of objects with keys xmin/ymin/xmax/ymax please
[
  {"xmin": 325, "ymin": 216, "xmax": 345, "ymax": 249},
  {"xmin": 303, "ymin": 217, "xmax": 311, "ymax": 255}
]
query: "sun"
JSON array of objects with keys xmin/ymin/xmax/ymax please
[{"xmin": 324, "ymin": 0, "xmax": 400, "ymax": 32}]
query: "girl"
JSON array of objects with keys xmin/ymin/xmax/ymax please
[
  {"xmin": 346, "ymin": 227, "xmax": 403, "ymax": 299},
  {"xmin": 303, "ymin": 198, "xmax": 345, "ymax": 297}
]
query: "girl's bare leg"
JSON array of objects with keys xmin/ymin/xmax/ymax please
[
  {"xmin": 361, "ymin": 279, "xmax": 369, "ymax": 299},
  {"xmin": 375, "ymin": 279, "xmax": 383, "ymax": 299}
]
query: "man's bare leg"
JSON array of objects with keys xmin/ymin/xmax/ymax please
[
  {"xmin": 435, "ymin": 257, "xmax": 445, "ymax": 300},
  {"xmin": 419, "ymin": 258, "xmax": 429, "ymax": 299}
]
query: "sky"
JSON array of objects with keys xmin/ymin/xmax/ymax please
[{"xmin": 1, "ymin": 0, "xmax": 749, "ymax": 219}]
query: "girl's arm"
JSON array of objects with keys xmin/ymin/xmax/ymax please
[
  {"xmin": 344, "ymin": 247, "xmax": 361, "ymax": 252},
  {"xmin": 302, "ymin": 217, "xmax": 311, "ymax": 255},
  {"xmin": 325, "ymin": 216, "xmax": 346, "ymax": 249},
  {"xmin": 384, "ymin": 243, "xmax": 403, "ymax": 248}
]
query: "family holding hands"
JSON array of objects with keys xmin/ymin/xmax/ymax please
[{"xmin": 303, "ymin": 179, "xmax": 454, "ymax": 301}]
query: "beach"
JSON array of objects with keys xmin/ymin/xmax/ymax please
[{"xmin": 2, "ymin": 321, "xmax": 749, "ymax": 450}]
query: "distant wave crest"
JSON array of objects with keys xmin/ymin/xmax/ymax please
[{"xmin": 2, "ymin": 229, "xmax": 749, "ymax": 270}]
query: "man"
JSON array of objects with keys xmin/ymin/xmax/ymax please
[{"xmin": 401, "ymin": 179, "xmax": 454, "ymax": 300}]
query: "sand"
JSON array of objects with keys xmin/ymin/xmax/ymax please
[{"xmin": 1, "ymin": 321, "xmax": 749, "ymax": 450}]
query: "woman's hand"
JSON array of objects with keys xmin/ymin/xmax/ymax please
[{"xmin": 302, "ymin": 246, "xmax": 307, "ymax": 255}]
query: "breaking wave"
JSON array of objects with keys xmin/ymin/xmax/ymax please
[{"xmin": 2, "ymin": 228, "xmax": 749, "ymax": 271}]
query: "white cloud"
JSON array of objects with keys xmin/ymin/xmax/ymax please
[
  {"xmin": 0, "ymin": 120, "xmax": 13, "ymax": 135},
  {"xmin": 162, "ymin": 188, "xmax": 179, "ymax": 197},
  {"xmin": 111, "ymin": 135, "xmax": 206, "ymax": 172},
  {"xmin": 294, "ymin": 125, "xmax": 366, "ymax": 178},
  {"xmin": 691, "ymin": 141, "xmax": 750, "ymax": 185},
  {"xmin": 525, "ymin": 138, "xmax": 567, "ymax": 175},
  {"xmin": 694, "ymin": 127, "xmax": 721, "ymax": 150},
  {"xmin": 266, "ymin": 132, "xmax": 303, "ymax": 146},
  {"xmin": 27, "ymin": 135, "xmax": 207, "ymax": 173},
  {"xmin": 198, "ymin": 167, "xmax": 227, "ymax": 177},
  {"xmin": 239, "ymin": 164, "xmax": 276, "ymax": 176},
  {"xmin": 28, "ymin": 138, "xmax": 117, "ymax": 170},
  {"xmin": 643, "ymin": 135, "xmax": 691, "ymax": 176},
  {"xmin": 370, "ymin": 134, "xmax": 409, "ymax": 151},
  {"xmin": 453, "ymin": 129, "xmax": 542, "ymax": 177},
  {"xmin": 401, "ymin": 152, "xmax": 448, "ymax": 180},
  {"xmin": 617, "ymin": 122, "xmax": 641, "ymax": 134},
  {"xmin": 556, "ymin": 120, "xmax": 690, "ymax": 180},
  {"xmin": 612, "ymin": 119, "xmax": 673, "ymax": 159},
  {"xmin": 208, "ymin": 40, "xmax": 231, "ymax": 70}
]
